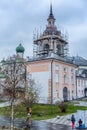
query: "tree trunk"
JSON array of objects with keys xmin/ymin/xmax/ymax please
[{"xmin": 10, "ymin": 100, "xmax": 14, "ymax": 130}]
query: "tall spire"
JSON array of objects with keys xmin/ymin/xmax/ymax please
[
  {"xmin": 48, "ymin": 0, "xmax": 55, "ymax": 21},
  {"xmin": 44, "ymin": 0, "xmax": 58, "ymax": 35},
  {"xmin": 50, "ymin": 0, "xmax": 53, "ymax": 15}
]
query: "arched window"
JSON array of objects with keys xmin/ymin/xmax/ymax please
[
  {"xmin": 63, "ymin": 87, "xmax": 68, "ymax": 101},
  {"xmin": 43, "ymin": 44, "xmax": 49, "ymax": 55},
  {"xmin": 71, "ymin": 76, "xmax": 74, "ymax": 84},
  {"xmin": 44, "ymin": 44, "xmax": 49, "ymax": 50},
  {"xmin": 57, "ymin": 44, "xmax": 61, "ymax": 56},
  {"xmin": 39, "ymin": 43, "xmax": 42, "ymax": 51},
  {"xmin": 64, "ymin": 75, "xmax": 67, "ymax": 83}
]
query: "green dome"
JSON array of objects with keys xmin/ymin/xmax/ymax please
[{"xmin": 16, "ymin": 43, "xmax": 25, "ymax": 53}]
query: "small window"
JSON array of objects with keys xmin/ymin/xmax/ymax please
[
  {"xmin": 71, "ymin": 76, "xmax": 74, "ymax": 84},
  {"xmin": 81, "ymin": 80, "xmax": 83, "ymax": 86},
  {"xmin": 49, "ymin": 21, "xmax": 51, "ymax": 24},
  {"xmin": 64, "ymin": 75, "xmax": 67, "ymax": 83},
  {"xmin": 71, "ymin": 69, "xmax": 74, "ymax": 73},
  {"xmin": 64, "ymin": 67, "xmax": 67, "ymax": 72},
  {"xmin": 78, "ymin": 79, "xmax": 80, "ymax": 86},
  {"xmin": 55, "ymin": 74, "xmax": 59, "ymax": 82}
]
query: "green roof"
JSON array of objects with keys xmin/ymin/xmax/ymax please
[{"xmin": 16, "ymin": 43, "xmax": 25, "ymax": 53}]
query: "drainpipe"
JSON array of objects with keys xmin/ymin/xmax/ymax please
[
  {"xmin": 51, "ymin": 59, "xmax": 53, "ymax": 105},
  {"xmin": 76, "ymin": 75, "xmax": 77, "ymax": 99}
]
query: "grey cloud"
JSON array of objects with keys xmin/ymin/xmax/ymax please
[
  {"xmin": 54, "ymin": 1, "xmax": 86, "ymax": 25},
  {"xmin": 0, "ymin": 0, "xmax": 87, "ymax": 60}
]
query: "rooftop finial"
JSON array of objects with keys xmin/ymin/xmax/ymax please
[
  {"xmin": 50, "ymin": 0, "xmax": 52, "ymax": 5},
  {"xmin": 50, "ymin": 0, "xmax": 52, "ymax": 15},
  {"xmin": 48, "ymin": 0, "xmax": 55, "ymax": 20}
]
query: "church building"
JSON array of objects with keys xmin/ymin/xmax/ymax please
[
  {"xmin": 0, "ymin": 2, "xmax": 87, "ymax": 103},
  {"xmin": 26, "ymin": 3, "xmax": 76, "ymax": 103}
]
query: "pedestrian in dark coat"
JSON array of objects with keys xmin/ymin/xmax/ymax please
[
  {"xmin": 25, "ymin": 117, "xmax": 31, "ymax": 128},
  {"xmin": 78, "ymin": 119, "xmax": 82, "ymax": 128}
]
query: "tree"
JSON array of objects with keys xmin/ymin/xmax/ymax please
[
  {"xmin": 0, "ymin": 59, "xmax": 26, "ymax": 130},
  {"xmin": 0, "ymin": 56, "xmax": 40, "ymax": 129},
  {"xmin": 56, "ymin": 101, "xmax": 69, "ymax": 113},
  {"xmin": 21, "ymin": 79, "xmax": 40, "ymax": 113}
]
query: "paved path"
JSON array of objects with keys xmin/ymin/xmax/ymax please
[
  {"xmin": 45, "ymin": 100, "xmax": 87, "ymax": 126},
  {"xmin": 44, "ymin": 100, "xmax": 87, "ymax": 126},
  {"xmin": 44, "ymin": 114, "xmax": 74, "ymax": 126},
  {"xmin": 0, "ymin": 100, "xmax": 20, "ymax": 107},
  {"xmin": 74, "ymin": 101, "xmax": 87, "ymax": 106},
  {"xmin": 0, "ymin": 100, "xmax": 87, "ymax": 127},
  {"xmin": 0, "ymin": 117, "xmax": 78, "ymax": 130}
]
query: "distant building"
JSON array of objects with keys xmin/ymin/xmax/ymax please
[
  {"xmin": 0, "ymin": 43, "xmax": 27, "ymax": 98},
  {"xmin": 0, "ymin": 73, "xmax": 6, "ymax": 95},
  {"xmin": 73, "ymin": 56, "xmax": 87, "ymax": 98}
]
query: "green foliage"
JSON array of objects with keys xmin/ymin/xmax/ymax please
[
  {"xmin": 21, "ymin": 79, "xmax": 40, "ymax": 113},
  {"xmin": 0, "ymin": 102, "xmax": 87, "ymax": 120},
  {"xmin": 0, "ymin": 100, "xmax": 6, "ymax": 103}
]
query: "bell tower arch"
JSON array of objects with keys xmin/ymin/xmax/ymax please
[{"xmin": 33, "ymin": 2, "xmax": 69, "ymax": 59}]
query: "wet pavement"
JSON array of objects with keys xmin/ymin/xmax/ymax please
[
  {"xmin": 30, "ymin": 121, "xmax": 73, "ymax": 130},
  {"xmin": 0, "ymin": 116, "xmax": 78, "ymax": 130}
]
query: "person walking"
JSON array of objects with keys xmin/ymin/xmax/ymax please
[
  {"xmin": 27, "ymin": 112, "xmax": 31, "ymax": 118},
  {"xmin": 71, "ymin": 114, "xmax": 76, "ymax": 129},
  {"xmin": 25, "ymin": 117, "xmax": 32, "ymax": 128},
  {"xmin": 29, "ymin": 107, "xmax": 32, "ymax": 115},
  {"xmin": 78, "ymin": 118, "xmax": 82, "ymax": 128}
]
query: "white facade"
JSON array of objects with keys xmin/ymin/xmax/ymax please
[
  {"xmin": 31, "ymin": 71, "xmax": 50, "ymax": 103},
  {"xmin": 27, "ymin": 59, "xmax": 76, "ymax": 103},
  {"xmin": 76, "ymin": 77, "xmax": 86, "ymax": 98},
  {"xmin": 76, "ymin": 64, "xmax": 87, "ymax": 98}
]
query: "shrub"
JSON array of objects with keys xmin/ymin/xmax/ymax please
[{"xmin": 56, "ymin": 101, "xmax": 68, "ymax": 113}]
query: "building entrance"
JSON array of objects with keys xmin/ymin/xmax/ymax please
[{"xmin": 63, "ymin": 87, "xmax": 68, "ymax": 101}]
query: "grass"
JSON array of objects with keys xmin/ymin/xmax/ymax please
[
  {"xmin": 0, "ymin": 100, "xmax": 6, "ymax": 103},
  {"xmin": 0, "ymin": 102, "xmax": 87, "ymax": 120}
]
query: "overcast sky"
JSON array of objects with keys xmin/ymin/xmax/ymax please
[{"xmin": 0, "ymin": 0, "xmax": 87, "ymax": 61}]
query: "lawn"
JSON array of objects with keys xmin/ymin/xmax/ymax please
[{"xmin": 0, "ymin": 102, "xmax": 87, "ymax": 120}]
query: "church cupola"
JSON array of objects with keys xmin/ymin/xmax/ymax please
[
  {"xmin": 16, "ymin": 43, "xmax": 25, "ymax": 59},
  {"xmin": 33, "ymin": 2, "xmax": 69, "ymax": 59},
  {"xmin": 43, "ymin": 2, "xmax": 59, "ymax": 36},
  {"xmin": 16, "ymin": 43, "xmax": 25, "ymax": 53}
]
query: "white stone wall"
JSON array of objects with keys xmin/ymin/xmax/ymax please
[
  {"xmin": 27, "ymin": 60, "xmax": 76, "ymax": 103},
  {"xmin": 77, "ymin": 78, "xmax": 85, "ymax": 98},
  {"xmin": 31, "ymin": 71, "xmax": 50, "ymax": 103}
]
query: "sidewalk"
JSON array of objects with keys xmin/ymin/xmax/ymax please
[
  {"xmin": 0, "ymin": 100, "xmax": 87, "ymax": 127},
  {"xmin": 0, "ymin": 100, "xmax": 20, "ymax": 108},
  {"xmin": 44, "ymin": 101, "xmax": 87, "ymax": 126},
  {"xmin": 44, "ymin": 114, "xmax": 75, "ymax": 126}
]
